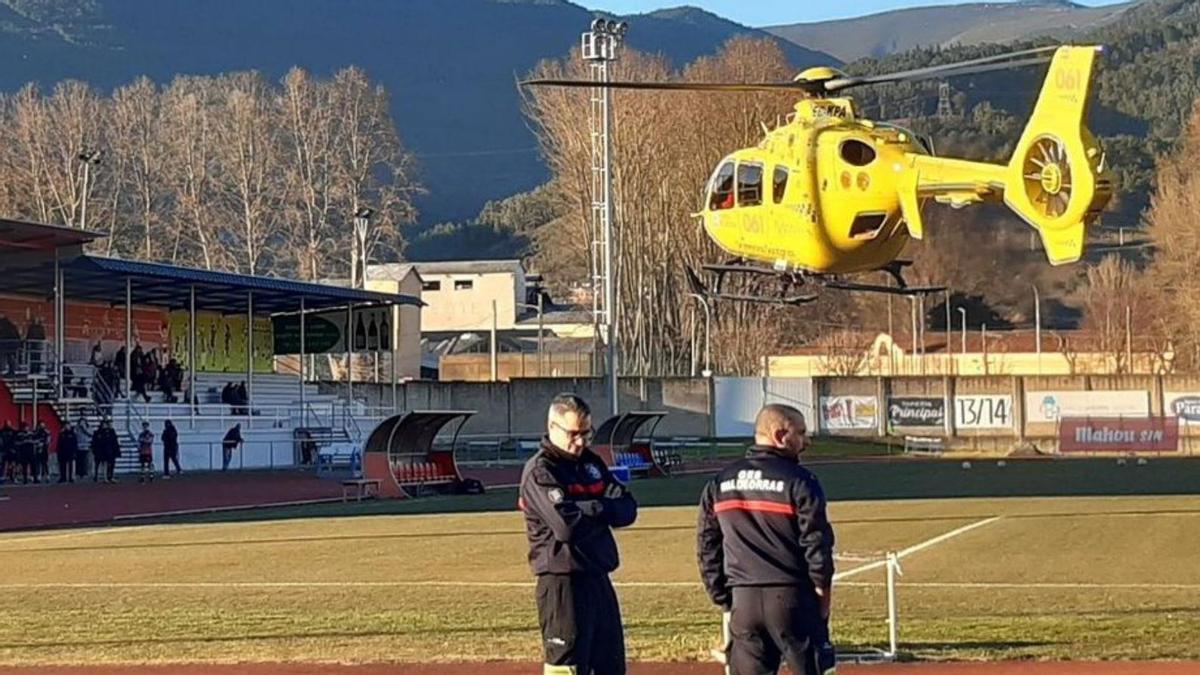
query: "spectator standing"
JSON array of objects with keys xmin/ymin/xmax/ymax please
[
  {"xmin": 162, "ymin": 420, "xmax": 182, "ymax": 478},
  {"xmin": 0, "ymin": 421, "xmax": 14, "ymax": 483},
  {"xmin": 221, "ymin": 423, "xmax": 243, "ymax": 471},
  {"xmin": 16, "ymin": 422, "xmax": 35, "ymax": 484},
  {"xmin": 114, "ymin": 346, "xmax": 127, "ymax": 387},
  {"xmin": 90, "ymin": 420, "xmax": 107, "ymax": 483},
  {"xmin": 137, "ymin": 422, "xmax": 155, "ymax": 483},
  {"xmin": 74, "ymin": 415, "xmax": 92, "ymax": 479},
  {"xmin": 92, "ymin": 419, "xmax": 120, "ymax": 483},
  {"xmin": 56, "ymin": 425, "xmax": 78, "ymax": 483},
  {"xmin": 33, "ymin": 421, "xmax": 50, "ymax": 482}
]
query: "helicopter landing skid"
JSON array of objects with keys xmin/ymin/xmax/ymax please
[
  {"xmin": 685, "ymin": 267, "xmax": 818, "ymax": 306},
  {"xmin": 687, "ymin": 260, "xmax": 946, "ymax": 306}
]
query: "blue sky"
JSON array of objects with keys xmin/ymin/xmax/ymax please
[{"xmin": 584, "ymin": 0, "xmax": 1129, "ymax": 27}]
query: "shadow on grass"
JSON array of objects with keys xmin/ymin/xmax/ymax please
[
  {"xmin": 27, "ymin": 457, "xmax": 1200, "ymax": 531},
  {"xmin": 0, "ymin": 524, "xmax": 709, "ymax": 555},
  {"xmin": 0, "ymin": 623, "xmax": 539, "ymax": 650}
]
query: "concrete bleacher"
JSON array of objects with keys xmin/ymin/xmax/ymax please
[{"xmin": 100, "ymin": 372, "xmax": 357, "ymax": 473}]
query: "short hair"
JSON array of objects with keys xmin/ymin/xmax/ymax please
[
  {"xmin": 754, "ymin": 404, "xmax": 806, "ymax": 437},
  {"xmin": 549, "ymin": 393, "xmax": 591, "ymax": 419}
]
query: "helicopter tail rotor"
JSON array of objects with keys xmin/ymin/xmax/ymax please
[{"xmin": 1002, "ymin": 46, "xmax": 1114, "ymax": 265}]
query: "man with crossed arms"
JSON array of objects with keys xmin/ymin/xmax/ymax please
[{"xmin": 520, "ymin": 394, "xmax": 638, "ymax": 675}]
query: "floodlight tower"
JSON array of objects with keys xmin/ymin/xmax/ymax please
[{"xmin": 582, "ymin": 18, "xmax": 626, "ymax": 417}]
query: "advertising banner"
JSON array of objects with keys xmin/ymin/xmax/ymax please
[
  {"xmin": 954, "ymin": 395, "xmax": 1013, "ymax": 430},
  {"xmin": 887, "ymin": 397, "xmax": 945, "ymax": 427},
  {"xmin": 1058, "ymin": 417, "xmax": 1178, "ymax": 453},
  {"xmin": 819, "ymin": 395, "xmax": 877, "ymax": 430},
  {"xmin": 169, "ymin": 311, "xmax": 274, "ymax": 374},
  {"xmin": 1164, "ymin": 392, "xmax": 1200, "ymax": 426},
  {"xmin": 273, "ymin": 307, "xmax": 392, "ymax": 355},
  {"xmin": 1025, "ymin": 390, "xmax": 1149, "ymax": 423}
]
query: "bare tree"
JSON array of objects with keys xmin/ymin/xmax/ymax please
[
  {"xmin": 329, "ymin": 66, "xmax": 422, "ymax": 281},
  {"xmin": 280, "ymin": 67, "xmax": 338, "ymax": 280},
  {"xmin": 211, "ymin": 72, "xmax": 286, "ymax": 275},
  {"xmin": 163, "ymin": 77, "xmax": 222, "ymax": 268},
  {"xmin": 111, "ymin": 77, "xmax": 169, "ymax": 260},
  {"xmin": 1144, "ymin": 102, "xmax": 1200, "ymax": 370}
]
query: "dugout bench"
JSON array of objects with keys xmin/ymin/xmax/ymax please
[
  {"xmin": 361, "ymin": 410, "xmax": 474, "ymax": 499},
  {"xmin": 592, "ymin": 410, "xmax": 677, "ymax": 479}
]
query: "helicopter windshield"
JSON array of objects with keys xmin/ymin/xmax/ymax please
[
  {"xmin": 709, "ymin": 161, "xmax": 735, "ymax": 210},
  {"xmin": 737, "ymin": 163, "xmax": 763, "ymax": 206}
]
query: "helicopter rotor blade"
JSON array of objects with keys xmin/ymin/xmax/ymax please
[
  {"xmin": 520, "ymin": 78, "xmax": 823, "ymax": 94},
  {"xmin": 824, "ymin": 49, "xmax": 1059, "ymax": 92}
]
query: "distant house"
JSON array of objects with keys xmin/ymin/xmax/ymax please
[
  {"xmin": 766, "ymin": 329, "xmax": 1175, "ymax": 377},
  {"xmin": 365, "ymin": 260, "xmax": 594, "ymax": 380}
]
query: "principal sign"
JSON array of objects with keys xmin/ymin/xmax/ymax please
[
  {"xmin": 887, "ymin": 397, "xmax": 945, "ymax": 427},
  {"xmin": 1164, "ymin": 392, "xmax": 1200, "ymax": 426}
]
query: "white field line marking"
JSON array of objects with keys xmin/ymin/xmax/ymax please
[
  {"xmin": 0, "ymin": 527, "xmax": 119, "ymax": 546},
  {"xmin": 1, "ymin": 579, "xmax": 1199, "ymax": 591},
  {"xmin": 837, "ymin": 581, "xmax": 1200, "ymax": 591},
  {"xmin": 832, "ymin": 516, "xmax": 1003, "ymax": 581}
]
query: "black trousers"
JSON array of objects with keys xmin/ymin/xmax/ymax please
[
  {"xmin": 729, "ymin": 586, "xmax": 830, "ymax": 675},
  {"xmin": 164, "ymin": 449, "xmax": 181, "ymax": 475},
  {"xmin": 535, "ymin": 573, "xmax": 625, "ymax": 675},
  {"xmin": 57, "ymin": 455, "xmax": 73, "ymax": 482}
]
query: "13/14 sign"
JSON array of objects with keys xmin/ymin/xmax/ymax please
[{"xmin": 955, "ymin": 395, "xmax": 1012, "ymax": 430}]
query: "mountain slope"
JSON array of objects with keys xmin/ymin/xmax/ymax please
[
  {"xmin": 0, "ymin": 0, "xmax": 836, "ymax": 226},
  {"xmin": 765, "ymin": 0, "xmax": 1133, "ymax": 63}
]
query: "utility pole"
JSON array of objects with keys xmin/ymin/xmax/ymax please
[
  {"xmin": 352, "ymin": 207, "xmax": 374, "ymax": 289},
  {"xmin": 582, "ymin": 18, "xmax": 627, "ymax": 417},
  {"xmin": 78, "ymin": 149, "xmax": 103, "ymax": 230}
]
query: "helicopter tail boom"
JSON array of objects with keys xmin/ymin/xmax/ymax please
[
  {"xmin": 899, "ymin": 46, "xmax": 1113, "ymax": 264},
  {"xmin": 1002, "ymin": 45, "xmax": 1113, "ymax": 265}
]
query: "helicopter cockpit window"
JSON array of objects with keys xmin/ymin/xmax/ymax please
[
  {"xmin": 709, "ymin": 161, "xmax": 735, "ymax": 210},
  {"xmin": 737, "ymin": 163, "xmax": 763, "ymax": 207},
  {"xmin": 840, "ymin": 139, "xmax": 877, "ymax": 167},
  {"xmin": 772, "ymin": 166, "xmax": 789, "ymax": 204}
]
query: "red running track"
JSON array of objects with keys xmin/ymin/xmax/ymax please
[{"xmin": 0, "ymin": 661, "xmax": 1198, "ymax": 674}]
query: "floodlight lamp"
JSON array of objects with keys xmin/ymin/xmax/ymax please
[
  {"xmin": 355, "ymin": 207, "xmax": 374, "ymax": 219},
  {"xmin": 591, "ymin": 18, "xmax": 605, "ymax": 32}
]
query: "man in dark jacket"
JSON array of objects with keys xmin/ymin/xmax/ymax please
[
  {"xmin": 92, "ymin": 419, "xmax": 120, "ymax": 483},
  {"xmin": 162, "ymin": 419, "xmax": 182, "ymax": 477},
  {"xmin": 519, "ymin": 393, "xmax": 638, "ymax": 675},
  {"xmin": 15, "ymin": 422, "xmax": 35, "ymax": 484},
  {"xmin": 56, "ymin": 425, "xmax": 78, "ymax": 483},
  {"xmin": 0, "ymin": 421, "xmax": 15, "ymax": 483},
  {"xmin": 221, "ymin": 424, "xmax": 243, "ymax": 471},
  {"xmin": 33, "ymin": 421, "xmax": 50, "ymax": 482},
  {"xmin": 696, "ymin": 404, "xmax": 836, "ymax": 675}
]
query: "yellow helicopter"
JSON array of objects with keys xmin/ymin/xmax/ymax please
[{"xmin": 524, "ymin": 45, "xmax": 1114, "ymax": 304}]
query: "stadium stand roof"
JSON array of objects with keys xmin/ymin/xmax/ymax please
[{"xmin": 0, "ymin": 220, "xmax": 421, "ymax": 314}]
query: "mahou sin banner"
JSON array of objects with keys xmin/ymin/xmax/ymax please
[{"xmin": 1058, "ymin": 417, "xmax": 1179, "ymax": 453}]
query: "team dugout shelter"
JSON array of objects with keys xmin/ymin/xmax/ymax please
[{"xmin": 0, "ymin": 219, "xmax": 422, "ymax": 419}]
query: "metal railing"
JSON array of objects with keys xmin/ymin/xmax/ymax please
[
  {"xmin": 174, "ymin": 439, "xmax": 301, "ymax": 472},
  {"xmin": 0, "ymin": 339, "xmax": 55, "ymax": 378}
]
